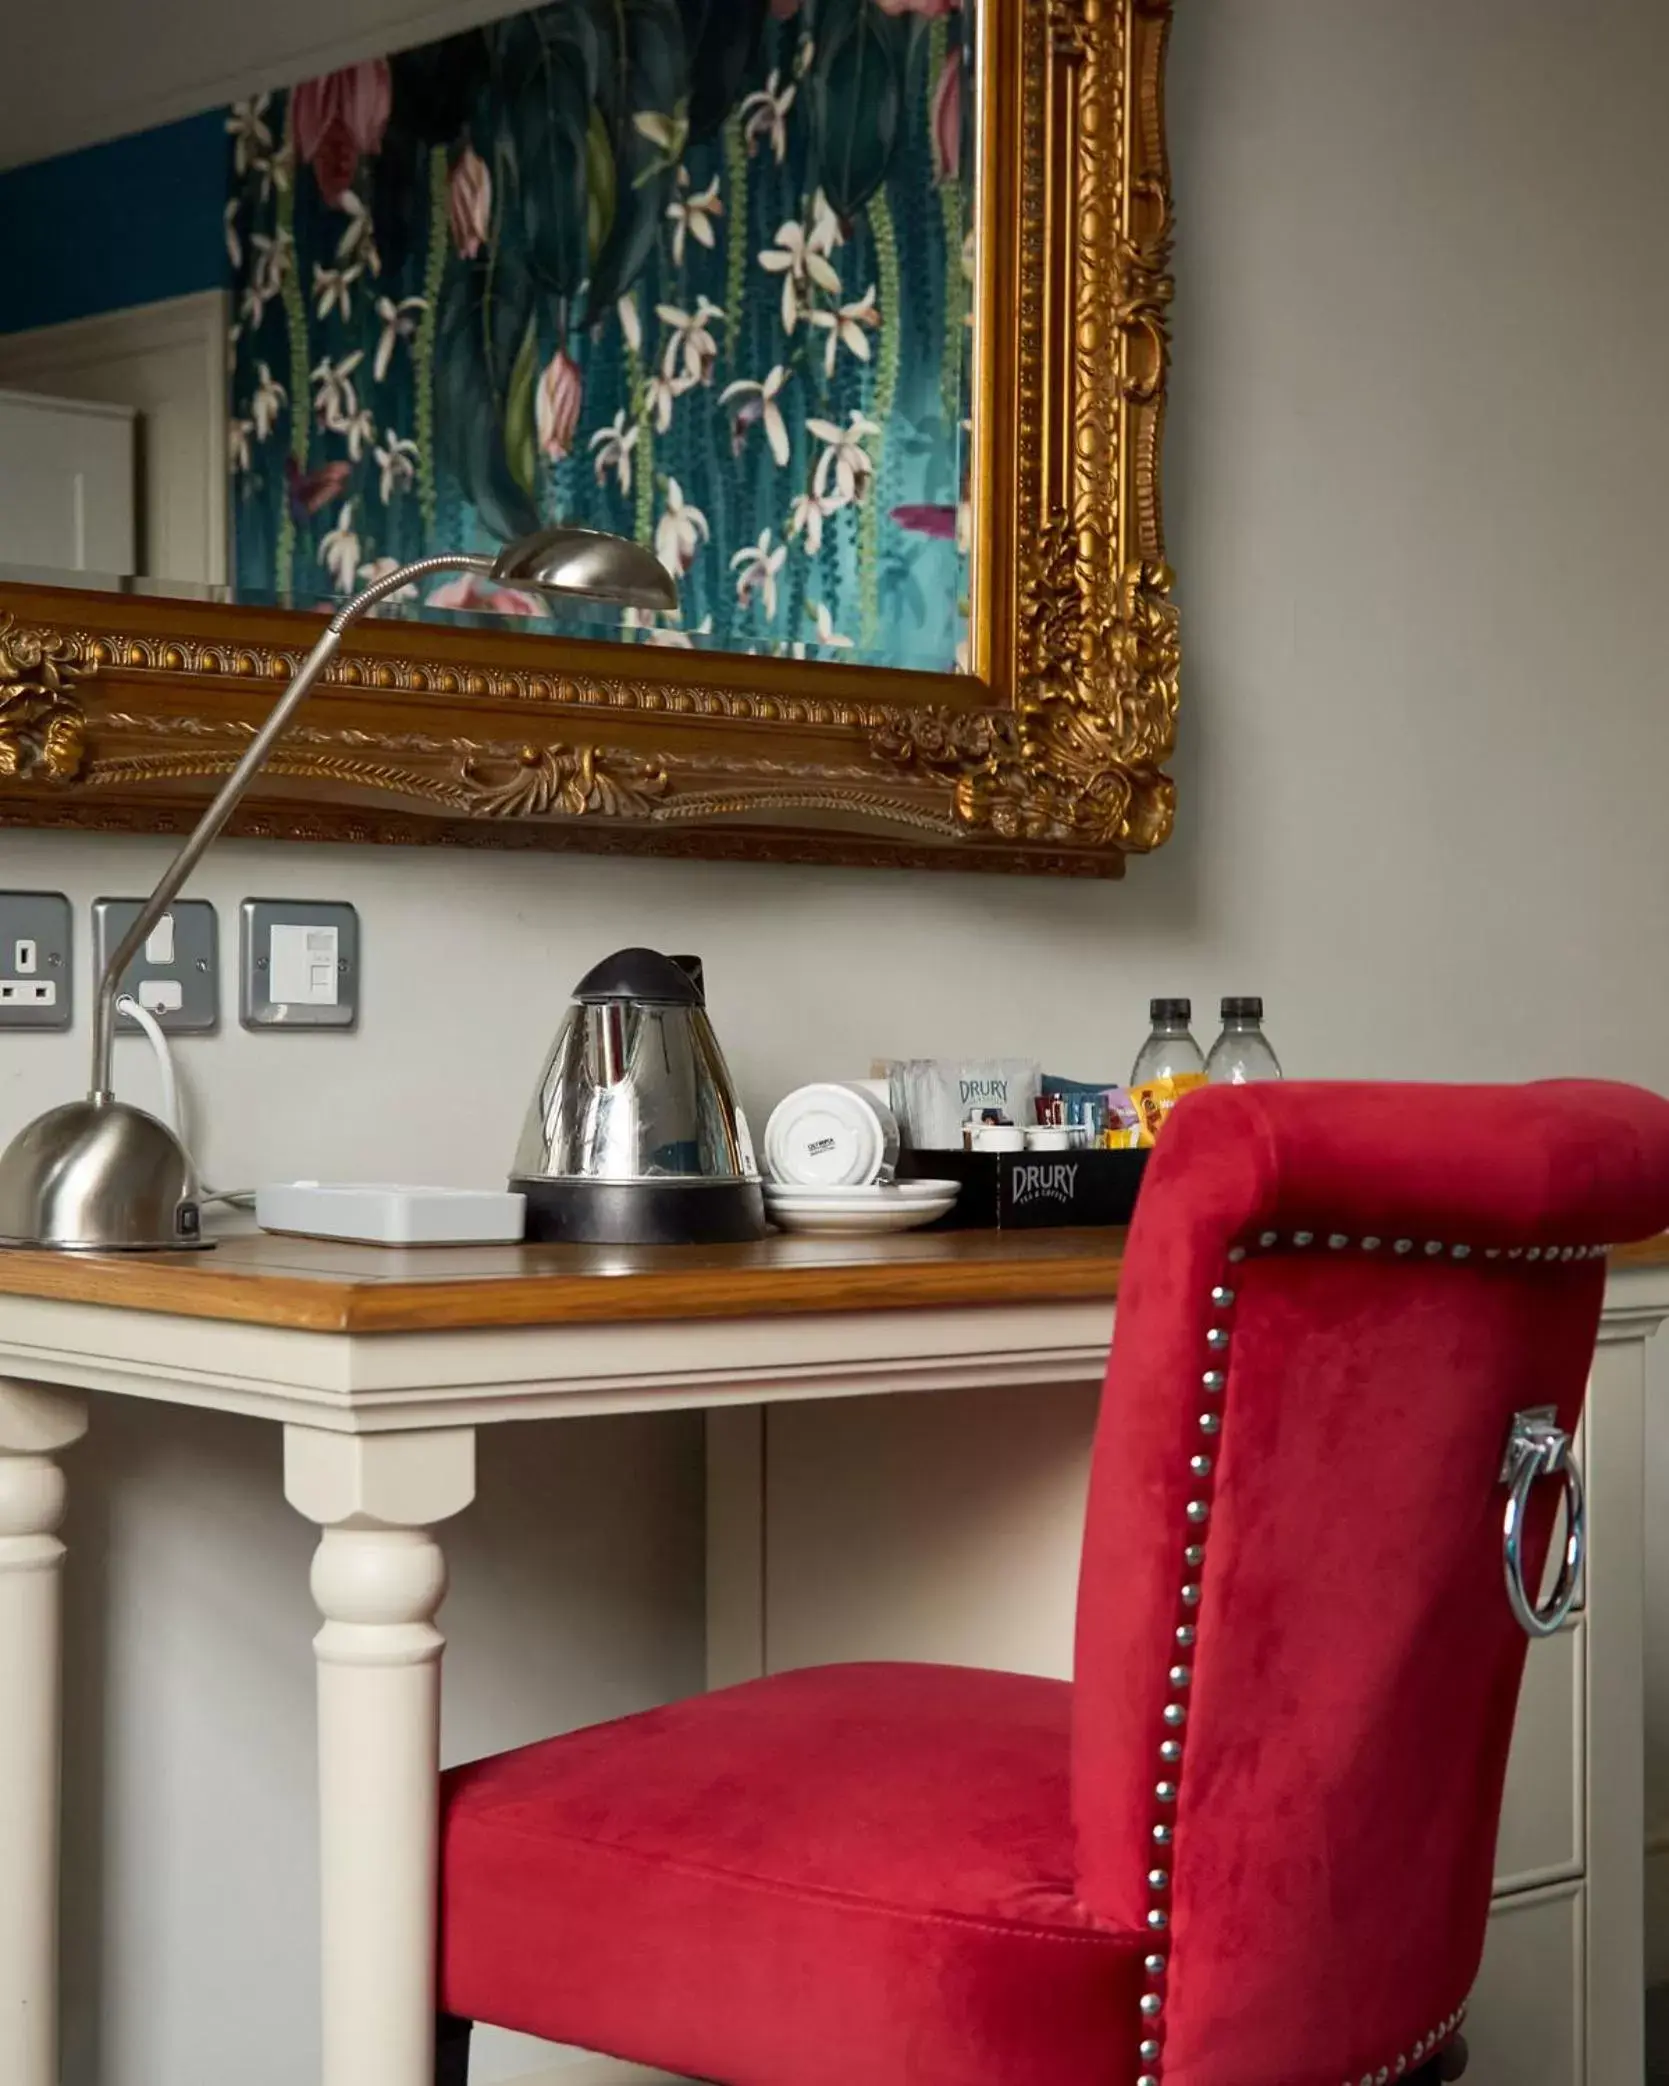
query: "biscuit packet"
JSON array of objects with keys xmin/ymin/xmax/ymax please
[
  {"xmin": 1098, "ymin": 1086, "xmax": 1145, "ymax": 1149},
  {"xmin": 1129, "ymin": 1072, "xmax": 1207, "ymax": 1146}
]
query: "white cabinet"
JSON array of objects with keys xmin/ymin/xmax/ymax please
[
  {"xmin": 1470, "ymin": 1885, "xmax": 1585, "ymax": 2086},
  {"xmin": 1495, "ymin": 1623, "xmax": 1584, "ymax": 1892}
]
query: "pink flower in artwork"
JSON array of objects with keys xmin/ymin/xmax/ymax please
[
  {"xmin": 449, "ymin": 145, "xmax": 493, "ymax": 260},
  {"xmin": 872, "ymin": 0, "xmax": 956, "ymax": 15},
  {"xmin": 891, "ymin": 503, "xmax": 959, "ymax": 540},
  {"xmin": 535, "ymin": 349, "xmax": 584, "ymax": 460},
  {"xmin": 427, "ymin": 575, "xmax": 546, "ymax": 617},
  {"xmin": 292, "ymin": 60, "xmax": 392, "ymax": 208},
  {"xmin": 931, "ymin": 53, "xmax": 962, "ymax": 183}
]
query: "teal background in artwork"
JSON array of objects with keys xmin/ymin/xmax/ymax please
[{"xmin": 227, "ymin": 0, "xmax": 975, "ymax": 671}]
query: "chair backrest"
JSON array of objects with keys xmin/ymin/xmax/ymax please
[{"xmin": 1071, "ymin": 1080, "xmax": 1669, "ymax": 2086}]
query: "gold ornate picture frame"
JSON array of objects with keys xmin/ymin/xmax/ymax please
[{"xmin": 0, "ymin": 0, "xmax": 1175, "ymax": 877}]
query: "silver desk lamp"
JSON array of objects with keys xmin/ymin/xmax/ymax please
[{"xmin": 0, "ymin": 526, "xmax": 678, "ymax": 1252}]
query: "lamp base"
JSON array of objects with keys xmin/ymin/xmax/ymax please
[{"xmin": 0, "ymin": 1099, "xmax": 207, "ymax": 1253}]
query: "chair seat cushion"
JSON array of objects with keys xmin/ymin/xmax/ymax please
[{"xmin": 440, "ymin": 1662, "xmax": 1145, "ymax": 2086}]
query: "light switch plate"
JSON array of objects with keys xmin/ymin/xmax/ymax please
[
  {"xmin": 92, "ymin": 898, "xmax": 218, "ymax": 1032},
  {"xmin": 0, "ymin": 891, "xmax": 72, "ymax": 1030},
  {"xmin": 240, "ymin": 900, "xmax": 359, "ymax": 1030}
]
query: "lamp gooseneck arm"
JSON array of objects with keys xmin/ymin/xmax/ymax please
[{"xmin": 88, "ymin": 552, "xmax": 495, "ymax": 1101}]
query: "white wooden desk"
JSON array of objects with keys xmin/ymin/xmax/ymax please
[{"xmin": 0, "ymin": 1230, "xmax": 1663, "ymax": 2086}]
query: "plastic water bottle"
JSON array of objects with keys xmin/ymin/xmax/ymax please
[
  {"xmin": 1206, "ymin": 997, "xmax": 1283, "ymax": 1083},
  {"xmin": 1130, "ymin": 999, "xmax": 1206, "ymax": 1085}
]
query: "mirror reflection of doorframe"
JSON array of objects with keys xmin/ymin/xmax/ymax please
[{"xmin": 0, "ymin": 291, "xmax": 228, "ymax": 585}]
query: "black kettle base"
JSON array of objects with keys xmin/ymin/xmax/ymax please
[{"xmin": 512, "ymin": 1175, "xmax": 767, "ymax": 1246}]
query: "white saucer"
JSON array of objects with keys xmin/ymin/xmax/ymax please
[
  {"xmin": 762, "ymin": 1178, "xmax": 959, "ymax": 1204},
  {"xmin": 762, "ymin": 1179, "xmax": 959, "ymax": 1235},
  {"xmin": 765, "ymin": 1199, "xmax": 957, "ymax": 1237}
]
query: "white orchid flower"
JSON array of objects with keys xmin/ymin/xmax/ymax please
[
  {"xmin": 249, "ymin": 234, "xmax": 292, "ymax": 306},
  {"xmin": 228, "ymin": 416, "xmax": 255, "ymax": 473},
  {"xmin": 372, "ymin": 294, "xmax": 427, "ymax": 382},
  {"xmin": 666, "ymin": 173, "xmax": 722, "ymax": 267},
  {"xmin": 311, "ymin": 350, "xmax": 364, "ymax": 433},
  {"xmin": 806, "ymin": 409, "xmax": 880, "ymax": 507},
  {"xmin": 589, "ymin": 409, "xmax": 640, "ymax": 495},
  {"xmin": 247, "ymin": 229, "xmax": 292, "ymax": 317},
  {"xmin": 656, "ymin": 295, "xmax": 725, "ymax": 385},
  {"xmin": 226, "ymin": 95, "xmax": 273, "ymax": 176},
  {"xmin": 319, "ymin": 505, "xmax": 361, "ymax": 594},
  {"xmin": 720, "ymin": 365, "xmax": 791, "ymax": 468},
  {"xmin": 248, "ymin": 148, "xmax": 290, "ymax": 205},
  {"xmin": 374, "ymin": 429, "xmax": 420, "ymax": 503},
  {"xmin": 786, "ymin": 488, "xmax": 835, "ymax": 558},
  {"xmin": 357, "ymin": 556, "xmax": 419, "ymax": 602},
  {"xmin": 223, "ymin": 199, "xmax": 242, "ymax": 271},
  {"xmin": 312, "ymin": 262, "xmax": 362, "ymax": 322},
  {"xmin": 790, "ymin": 599, "xmax": 854, "ymax": 658},
  {"xmin": 335, "ymin": 192, "xmax": 381, "ymax": 277},
  {"xmin": 644, "ymin": 369, "xmax": 687, "ymax": 434},
  {"xmin": 341, "ymin": 405, "xmax": 377, "ymax": 461},
  {"xmin": 808, "ymin": 283, "xmax": 879, "ymax": 376},
  {"xmin": 808, "ymin": 601, "xmax": 853, "ymax": 649},
  {"xmin": 808, "ymin": 186, "xmax": 844, "ymax": 258},
  {"xmin": 758, "ymin": 218, "xmax": 842, "ymax": 335},
  {"xmin": 617, "ymin": 293, "xmax": 643, "ymax": 356},
  {"xmin": 740, "ymin": 70, "xmax": 796, "ymax": 163},
  {"xmin": 730, "ymin": 528, "xmax": 787, "ymax": 621},
  {"xmin": 654, "ymin": 478, "xmax": 711, "ymax": 577},
  {"xmin": 249, "ymin": 362, "xmax": 287, "ymax": 441}
]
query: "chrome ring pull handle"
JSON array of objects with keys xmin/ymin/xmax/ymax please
[{"xmin": 1499, "ymin": 1406, "xmax": 1584, "ymax": 1638}]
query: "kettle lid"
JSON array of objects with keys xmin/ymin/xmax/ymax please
[{"xmin": 573, "ymin": 946, "xmax": 702, "ymax": 1006}]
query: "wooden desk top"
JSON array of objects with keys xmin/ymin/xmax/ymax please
[
  {"xmin": 0, "ymin": 1226, "xmax": 1132, "ymax": 1335},
  {"xmin": 0, "ymin": 1228, "xmax": 1660, "ymax": 1340}
]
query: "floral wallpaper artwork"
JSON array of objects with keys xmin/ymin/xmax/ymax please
[{"xmin": 226, "ymin": 0, "xmax": 977, "ymax": 670}]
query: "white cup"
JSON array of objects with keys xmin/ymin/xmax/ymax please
[
  {"xmin": 972, "ymin": 1125, "xmax": 1026, "ymax": 1154},
  {"xmin": 764, "ymin": 1082, "xmax": 901, "ymax": 1187},
  {"xmin": 1025, "ymin": 1127, "xmax": 1070, "ymax": 1151}
]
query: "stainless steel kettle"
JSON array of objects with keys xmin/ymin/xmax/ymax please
[{"xmin": 510, "ymin": 947, "xmax": 765, "ymax": 1244}]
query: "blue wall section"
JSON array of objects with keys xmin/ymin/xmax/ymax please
[{"xmin": 0, "ymin": 113, "xmax": 228, "ymax": 335}]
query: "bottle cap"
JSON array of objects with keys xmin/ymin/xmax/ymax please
[
  {"xmin": 1221, "ymin": 996, "xmax": 1263, "ymax": 1020},
  {"xmin": 1150, "ymin": 998, "xmax": 1191, "ymax": 1023}
]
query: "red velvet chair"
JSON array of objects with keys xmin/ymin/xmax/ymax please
[{"xmin": 435, "ymin": 1080, "xmax": 1669, "ymax": 2086}]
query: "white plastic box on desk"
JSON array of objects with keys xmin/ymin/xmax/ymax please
[{"xmin": 254, "ymin": 1183, "xmax": 526, "ymax": 1246}]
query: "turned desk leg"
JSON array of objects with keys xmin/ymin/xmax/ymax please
[
  {"xmin": 285, "ymin": 1427, "xmax": 477, "ymax": 2086},
  {"xmin": 0, "ymin": 1380, "xmax": 88, "ymax": 2086}
]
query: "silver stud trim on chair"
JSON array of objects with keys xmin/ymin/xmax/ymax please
[{"xmin": 1134, "ymin": 1222, "xmax": 1606, "ymax": 2084}]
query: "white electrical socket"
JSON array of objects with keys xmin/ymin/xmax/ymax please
[{"xmin": 0, "ymin": 892, "xmax": 71, "ymax": 1030}]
